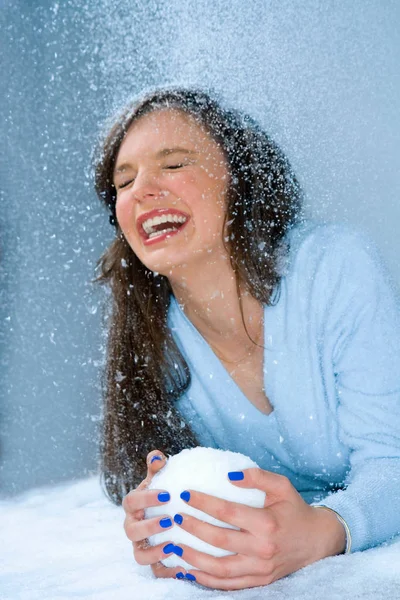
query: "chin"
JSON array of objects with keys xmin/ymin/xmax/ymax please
[{"xmin": 146, "ymin": 260, "xmax": 189, "ymax": 277}]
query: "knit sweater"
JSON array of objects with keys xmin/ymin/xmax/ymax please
[{"xmin": 167, "ymin": 222, "xmax": 400, "ymax": 553}]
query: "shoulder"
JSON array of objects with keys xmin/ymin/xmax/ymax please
[
  {"xmin": 286, "ymin": 221, "xmax": 390, "ymax": 287},
  {"xmin": 288, "ymin": 221, "xmax": 374, "ymax": 263},
  {"xmin": 280, "ymin": 221, "xmax": 398, "ymax": 323}
]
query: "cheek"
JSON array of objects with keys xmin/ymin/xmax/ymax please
[
  {"xmin": 116, "ymin": 196, "xmax": 135, "ymax": 232},
  {"xmin": 196, "ymin": 210, "xmax": 226, "ymax": 247}
]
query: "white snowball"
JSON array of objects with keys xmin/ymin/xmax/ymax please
[{"xmin": 145, "ymin": 447, "xmax": 265, "ymax": 569}]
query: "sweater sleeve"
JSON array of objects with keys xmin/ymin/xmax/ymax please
[{"xmin": 313, "ymin": 228, "xmax": 400, "ymax": 552}]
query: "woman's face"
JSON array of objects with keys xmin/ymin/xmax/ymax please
[{"xmin": 113, "ymin": 109, "xmax": 230, "ymax": 276}]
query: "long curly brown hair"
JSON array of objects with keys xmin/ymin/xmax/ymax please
[{"xmin": 93, "ymin": 87, "xmax": 303, "ymax": 504}]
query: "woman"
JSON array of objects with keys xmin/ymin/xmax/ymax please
[{"xmin": 93, "ymin": 87, "xmax": 400, "ymax": 590}]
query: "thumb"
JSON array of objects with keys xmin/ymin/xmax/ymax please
[
  {"xmin": 146, "ymin": 449, "xmax": 167, "ymax": 476},
  {"xmin": 227, "ymin": 467, "xmax": 295, "ymax": 506},
  {"xmin": 136, "ymin": 450, "xmax": 167, "ymax": 491}
]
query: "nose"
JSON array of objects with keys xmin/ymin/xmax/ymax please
[{"xmin": 131, "ymin": 169, "xmax": 163, "ymax": 202}]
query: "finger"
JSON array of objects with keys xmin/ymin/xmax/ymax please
[
  {"xmin": 124, "ymin": 514, "xmax": 174, "ymax": 543},
  {"xmin": 189, "ymin": 569, "xmax": 275, "ymax": 590},
  {"xmin": 122, "ymin": 488, "xmax": 171, "ymax": 515},
  {"xmin": 173, "ymin": 512, "xmax": 256, "ymax": 555},
  {"xmin": 180, "ymin": 489, "xmax": 262, "ymax": 530},
  {"xmin": 227, "ymin": 468, "xmax": 296, "ymax": 506},
  {"xmin": 134, "ymin": 450, "xmax": 168, "ymax": 493},
  {"xmin": 146, "ymin": 449, "xmax": 167, "ymax": 477},
  {"xmin": 151, "ymin": 561, "xmax": 188, "ymax": 580},
  {"xmin": 169, "ymin": 543, "xmax": 261, "ymax": 578},
  {"xmin": 127, "ymin": 451, "xmax": 167, "ymax": 498},
  {"xmin": 133, "ymin": 539, "xmax": 176, "ymax": 566}
]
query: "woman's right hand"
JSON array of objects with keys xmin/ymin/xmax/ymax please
[{"xmin": 122, "ymin": 449, "xmax": 186, "ymax": 580}]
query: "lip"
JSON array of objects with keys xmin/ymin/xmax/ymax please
[{"xmin": 136, "ymin": 208, "xmax": 191, "ymax": 245}]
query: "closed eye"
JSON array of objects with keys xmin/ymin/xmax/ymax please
[
  {"xmin": 117, "ymin": 163, "xmax": 188, "ymax": 189},
  {"xmin": 165, "ymin": 163, "xmax": 185, "ymax": 170},
  {"xmin": 117, "ymin": 178, "xmax": 135, "ymax": 189}
]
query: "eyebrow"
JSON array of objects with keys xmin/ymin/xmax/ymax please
[{"xmin": 114, "ymin": 147, "xmax": 198, "ymax": 175}]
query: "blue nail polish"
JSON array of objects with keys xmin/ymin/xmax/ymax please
[
  {"xmin": 228, "ymin": 471, "xmax": 244, "ymax": 481},
  {"xmin": 159, "ymin": 518, "xmax": 172, "ymax": 528},
  {"xmin": 173, "ymin": 545, "xmax": 183, "ymax": 557},
  {"xmin": 163, "ymin": 543, "xmax": 175, "ymax": 554},
  {"xmin": 158, "ymin": 492, "xmax": 170, "ymax": 502},
  {"xmin": 185, "ymin": 573, "xmax": 196, "ymax": 581},
  {"xmin": 151, "ymin": 455, "xmax": 162, "ymax": 463},
  {"xmin": 174, "ymin": 513, "xmax": 183, "ymax": 525},
  {"xmin": 176, "ymin": 572, "xmax": 185, "ymax": 579},
  {"xmin": 180, "ymin": 491, "xmax": 190, "ymax": 502}
]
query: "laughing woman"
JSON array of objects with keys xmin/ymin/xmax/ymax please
[{"xmin": 93, "ymin": 88, "xmax": 400, "ymax": 590}]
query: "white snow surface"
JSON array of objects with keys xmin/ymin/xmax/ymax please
[
  {"xmin": 145, "ymin": 447, "xmax": 266, "ymax": 568},
  {"xmin": 1, "ymin": 476, "xmax": 400, "ymax": 600}
]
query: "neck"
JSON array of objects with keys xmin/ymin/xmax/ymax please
[{"xmin": 169, "ymin": 252, "xmax": 263, "ymax": 354}]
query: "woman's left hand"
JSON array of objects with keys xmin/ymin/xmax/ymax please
[{"xmin": 173, "ymin": 468, "xmax": 346, "ymax": 590}]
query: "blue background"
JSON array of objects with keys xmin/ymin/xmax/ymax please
[{"xmin": 1, "ymin": 0, "xmax": 399, "ymax": 495}]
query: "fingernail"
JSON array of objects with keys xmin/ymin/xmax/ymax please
[
  {"xmin": 185, "ymin": 573, "xmax": 196, "ymax": 581},
  {"xmin": 151, "ymin": 455, "xmax": 162, "ymax": 463},
  {"xmin": 158, "ymin": 492, "xmax": 170, "ymax": 502},
  {"xmin": 180, "ymin": 491, "xmax": 190, "ymax": 502},
  {"xmin": 176, "ymin": 572, "xmax": 185, "ymax": 579},
  {"xmin": 163, "ymin": 543, "xmax": 175, "ymax": 554},
  {"xmin": 173, "ymin": 545, "xmax": 183, "ymax": 557},
  {"xmin": 159, "ymin": 518, "xmax": 172, "ymax": 528},
  {"xmin": 174, "ymin": 513, "xmax": 183, "ymax": 525},
  {"xmin": 228, "ymin": 471, "xmax": 244, "ymax": 481}
]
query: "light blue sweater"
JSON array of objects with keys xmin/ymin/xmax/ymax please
[{"xmin": 167, "ymin": 222, "xmax": 400, "ymax": 553}]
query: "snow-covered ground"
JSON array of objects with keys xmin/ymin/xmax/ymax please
[{"xmin": 1, "ymin": 477, "xmax": 399, "ymax": 600}]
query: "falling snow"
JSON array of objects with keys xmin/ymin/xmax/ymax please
[{"xmin": 1, "ymin": 1, "xmax": 400, "ymax": 598}]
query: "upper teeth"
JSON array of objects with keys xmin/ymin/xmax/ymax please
[{"xmin": 142, "ymin": 214, "xmax": 187, "ymax": 234}]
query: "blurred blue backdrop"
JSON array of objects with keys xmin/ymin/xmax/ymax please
[{"xmin": 1, "ymin": 0, "xmax": 399, "ymax": 495}]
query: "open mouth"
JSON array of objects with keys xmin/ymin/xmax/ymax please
[{"xmin": 138, "ymin": 210, "xmax": 189, "ymax": 245}]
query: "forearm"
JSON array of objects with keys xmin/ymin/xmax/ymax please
[
  {"xmin": 313, "ymin": 458, "xmax": 400, "ymax": 552},
  {"xmin": 312, "ymin": 506, "xmax": 348, "ymax": 557}
]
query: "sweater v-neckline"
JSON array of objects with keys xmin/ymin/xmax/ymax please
[{"xmin": 169, "ymin": 295, "xmax": 276, "ymax": 421}]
